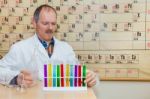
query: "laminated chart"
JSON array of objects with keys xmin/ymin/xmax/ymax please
[
  {"xmin": 1, "ymin": 0, "xmax": 150, "ymax": 81},
  {"xmin": 43, "ymin": 64, "xmax": 87, "ymax": 91}
]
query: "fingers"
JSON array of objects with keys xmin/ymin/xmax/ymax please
[
  {"xmin": 86, "ymin": 70, "xmax": 97, "ymax": 87},
  {"xmin": 17, "ymin": 70, "xmax": 34, "ymax": 87}
]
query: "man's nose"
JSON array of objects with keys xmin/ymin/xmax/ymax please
[{"xmin": 48, "ymin": 24, "xmax": 53, "ymax": 30}]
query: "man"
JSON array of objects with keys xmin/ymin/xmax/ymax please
[{"xmin": 0, "ymin": 5, "xmax": 99, "ymax": 89}]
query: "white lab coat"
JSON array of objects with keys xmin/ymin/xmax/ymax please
[
  {"xmin": 0, "ymin": 33, "xmax": 100, "ymax": 98},
  {"xmin": 0, "ymin": 33, "xmax": 76, "ymax": 84}
]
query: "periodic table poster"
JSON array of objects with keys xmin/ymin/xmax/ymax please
[{"xmin": 0, "ymin": 0, "xmax": 150, "ymax": 81}]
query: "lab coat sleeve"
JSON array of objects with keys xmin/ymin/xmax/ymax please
[
  {"xmin": 0, "ymin": 44, "xmax": 20, "ymax": 85},
  {"xmin": 92, "ymin": 74, "xmax": 100, "ymax": 99}
]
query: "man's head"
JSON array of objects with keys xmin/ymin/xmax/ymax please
[{"xmin": 32, "ymin": 4, "xmax": 57, "ymax": 41}]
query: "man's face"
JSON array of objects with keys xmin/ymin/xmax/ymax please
[{"xmin": 33, "ymin": 9, "xmax": 57, "ymax": 41}]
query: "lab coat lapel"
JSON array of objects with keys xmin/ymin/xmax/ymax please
[{"xmin": 33, "ymin": 34, "xmax": 49, "ymax": 59}]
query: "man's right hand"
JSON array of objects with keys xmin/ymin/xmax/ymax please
[{"xmin": 17, "ymin": 70, "xmax": 34, "ymax": 88}]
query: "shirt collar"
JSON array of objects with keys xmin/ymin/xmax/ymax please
[{"xmin": 38, "ymin": 36, "xmax": 55, "ymax": 49}]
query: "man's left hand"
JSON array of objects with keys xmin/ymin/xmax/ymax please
[{"xmin": 86, "ymin": 70, "xmax": 97, "ymax": 87}]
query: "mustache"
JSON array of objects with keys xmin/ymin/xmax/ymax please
[{"xmin": 45, "ymin": 29, "xmax": 53, "ymax": 33}]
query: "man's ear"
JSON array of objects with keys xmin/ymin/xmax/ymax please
[{"xmin": 32, "ymin": 17, "xmax": 36, "ymax": 29}]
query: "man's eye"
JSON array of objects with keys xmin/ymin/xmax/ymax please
[
  {"xmin": 43, "ymin": 23, "xmax": 48, "ymax": 25},
  {"xmin": 52, "ymin": 23, "xmax": 56, "ymax": 25}
]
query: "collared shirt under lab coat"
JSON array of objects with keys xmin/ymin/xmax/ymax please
[{"xmin": 0, "ymin": 33, "xmax": 100, "ymax": 98}]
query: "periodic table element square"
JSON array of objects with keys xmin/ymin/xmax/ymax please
[
  {"xmin": 8, "ymin": 0, "xmax": 16, "ymax": 7},
  {"xmin": 22, "ymin": 33, "xmax": 34, "ymax": 39},
  {"xmin": 20, "ymin": 16, "xmax": 32, "ymax": 24},
  {"xmin": 132, "ymin": 13, "xmax": 145, "ymax": 22},
  {"xmin": 105, "ymin": 69, "xmax": 116, "ymax": 78},
  {"xmin": 127, "ymin": 68, "xmax": 139, "ymax": 78},
  {"xmin": 132, "ymin": 3, "xmax": 145, "ymax": 12},
  {"xmin": 52, "ymin": 0, "xmax": 60, "ymax": 6},
  {"xmin": 85, "ymin": 54, "xmax": 95, "ymax": 64},
  {"xmin": 24, "ymin": 24, "xmax": 35, "ymax": 33},
  {"xmin": 115, "ymin": 69, "xmax": 127, "ymax": 78},
  {"xmin": 0, "ymin": 17, "xmax": 8, "ymax": 25},
  {"xmin": 100, "ymin": 13, "xmax": 133, "ymax": 22},
  {"xmin": 147, "ymin": 3, "xmax": 150, "ymax": 16},
  {"xmin": 146, "ymin": 40, "xmax": 150, "ymax": 49},
  {"xmin": 8, "ymin": 16, "xmax": 18, "ymax": 25},
  {"xmin": 0, "ymin": 34, "xmax": 4, "ymax": 41},
  {"xmin": 60, "ymin": 0, "xmax": 68, "ymax": 6},
  {"xmin": 9, "ymin": 33, "xmax": 22, "ymax": 45},
  {"xmin": 84, "ymin": 23, "xmax": 99, "ymax": 32},
  {"xmin": 113, "ymin": 23, "xmax": 124, "ymax": 32},
  {"xmin": 45, "ymin": 0, "xmax": 53, "ymax": 4},
  {"xmin": 100, "ymin": 3, "xmax": 112, "ymax": 14},
  {"xmin": 0, "ymin": 40, "xmax": 10, "ymax": 50},
  {"xmin": 9, "ymin": 8, "xmax": 24, "ymax": 16},
  {"xmin": 37, "ymin": 0, "xmax": 45, "ymax": 5},
  {"xmin": 97, "ymin": 68, "xmax": 106, "ymax": 78},
  {"xmin": 84, "ymin": 0, "xmax": 100, "ymax": 5},
  {"xmin": 83, "ymin": 14, "xmax": 99, "ymax": 23},
  {"xmin": 60, "ymin": 32, "xmax": 75, "ymax": 42},
  {"xmin": 132, "ymin": 41, "xmax": 145, "ymax": 49},
  {"xmin": 146, "ymin": 27, "xmax": 150, "ymax": 40},
  {"xmin": 84, "ymin": 32, "xmax": 95, "ymax": 41},
  {"xmin": 67, "ymin": 32, "xmax": 84, "ymax": 42},
  {"xmin": 146, "ymin": 22, "xmax": 150, "ymax": 33},
  {"xmin": 68, "ymin": 41, "xmax": 84, "ymax": 50},
  {"xmin": 0, "ymin": 0, "xmax": 8, "ymax": 7},
  {"xmin": 0, "ymin": 25, "xmax": 10, "ymax": 33},
  {"xmin": 30, "ymin": 0, "xmax": 38, "ymax": 7},
  {"xmin": 132, "ymin": 22, "xmax": 145, "ymax": 31},
  {"xmin": 68, "ymin": 5, "xmax": 84, "ymax": 15},
  {"xmin": 68, "ymin": 14, "xmax": 83, "ymax": 24},
  {"xmin": 111, "ymin": 3, "xmax": 122, "ymax": 13},
  {"xmin": 19, "ymin": 0, "xmax": 30, "ymax": 7},
  {"xmin": 56, "ymin": 6, "xmax": 68, "ymax": 15},
  {"xmin": 58, "ymin": 14, "xmax": 69, "ymax": 24},
  {"xmin": 99, "ymin": 41, "xmax": 132, "ymax": 50},
  {"xmin": 147, "ymin": 13, "xmax": 150, "ymax": 21},
  {"xmin": 84, "ymin": 5, "xmax": 100, "ymax": 14},
  {"xmin": 28, "ymin": 7, "xmax": 36, "ymax": 16},
  {"xmin": 105, "ymin": 54, "xmax": 116, "ymax": 64},
  {"xmin": 100, "ymin": 22, "xmax": 110, "ymax": 32},
  {"xmin": 57, "ymin": 23, "xmax": 69, "ymax": 32},
  {"xmin": 10, "ymin": 25, "xmax": 25, "ymax": 33},
  {"xmin": 68, "ymin": 23, "xmax": 83, "ymax": 33},
  {"xmin": 55, "ymin": 32, "xmax": 67, "ymax": 41},
  {"xmin": 115, "ymin": 54, "xmax": 128, "ymax": 64},
  {"xmin": 0, "ymin": 8, "xmax": 9, "ymax": 16},
  {"xmin": 93, "ymin": 54, "xmax": 106, "ymax": 64},
  {"xmin": 133, "ymin": 32, "xmax": 145, "ymax": 41},
  {"xmin": 126, "ymin": 54, "xmax": 138, "ymax": 64},
  {"xmin": 67, "ymin": 0, "xmax": 77, "ymax": 5}
]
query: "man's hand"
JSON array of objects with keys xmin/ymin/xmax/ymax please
[
  {"xmin": 86, "ymin": 70, "xmax": 97, "ymax": 87},
  {"xmin": 17, "ymin": 70, "xmax": 34, "ymax": 88}
]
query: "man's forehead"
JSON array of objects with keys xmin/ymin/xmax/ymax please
[{"xmin": 40, "ymin": 7, "xmax": 56, "ymax": 15}]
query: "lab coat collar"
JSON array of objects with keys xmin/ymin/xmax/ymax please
[{"xmin": 33, "ymin": 33, "xmax": 59, "ymax": 59}]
